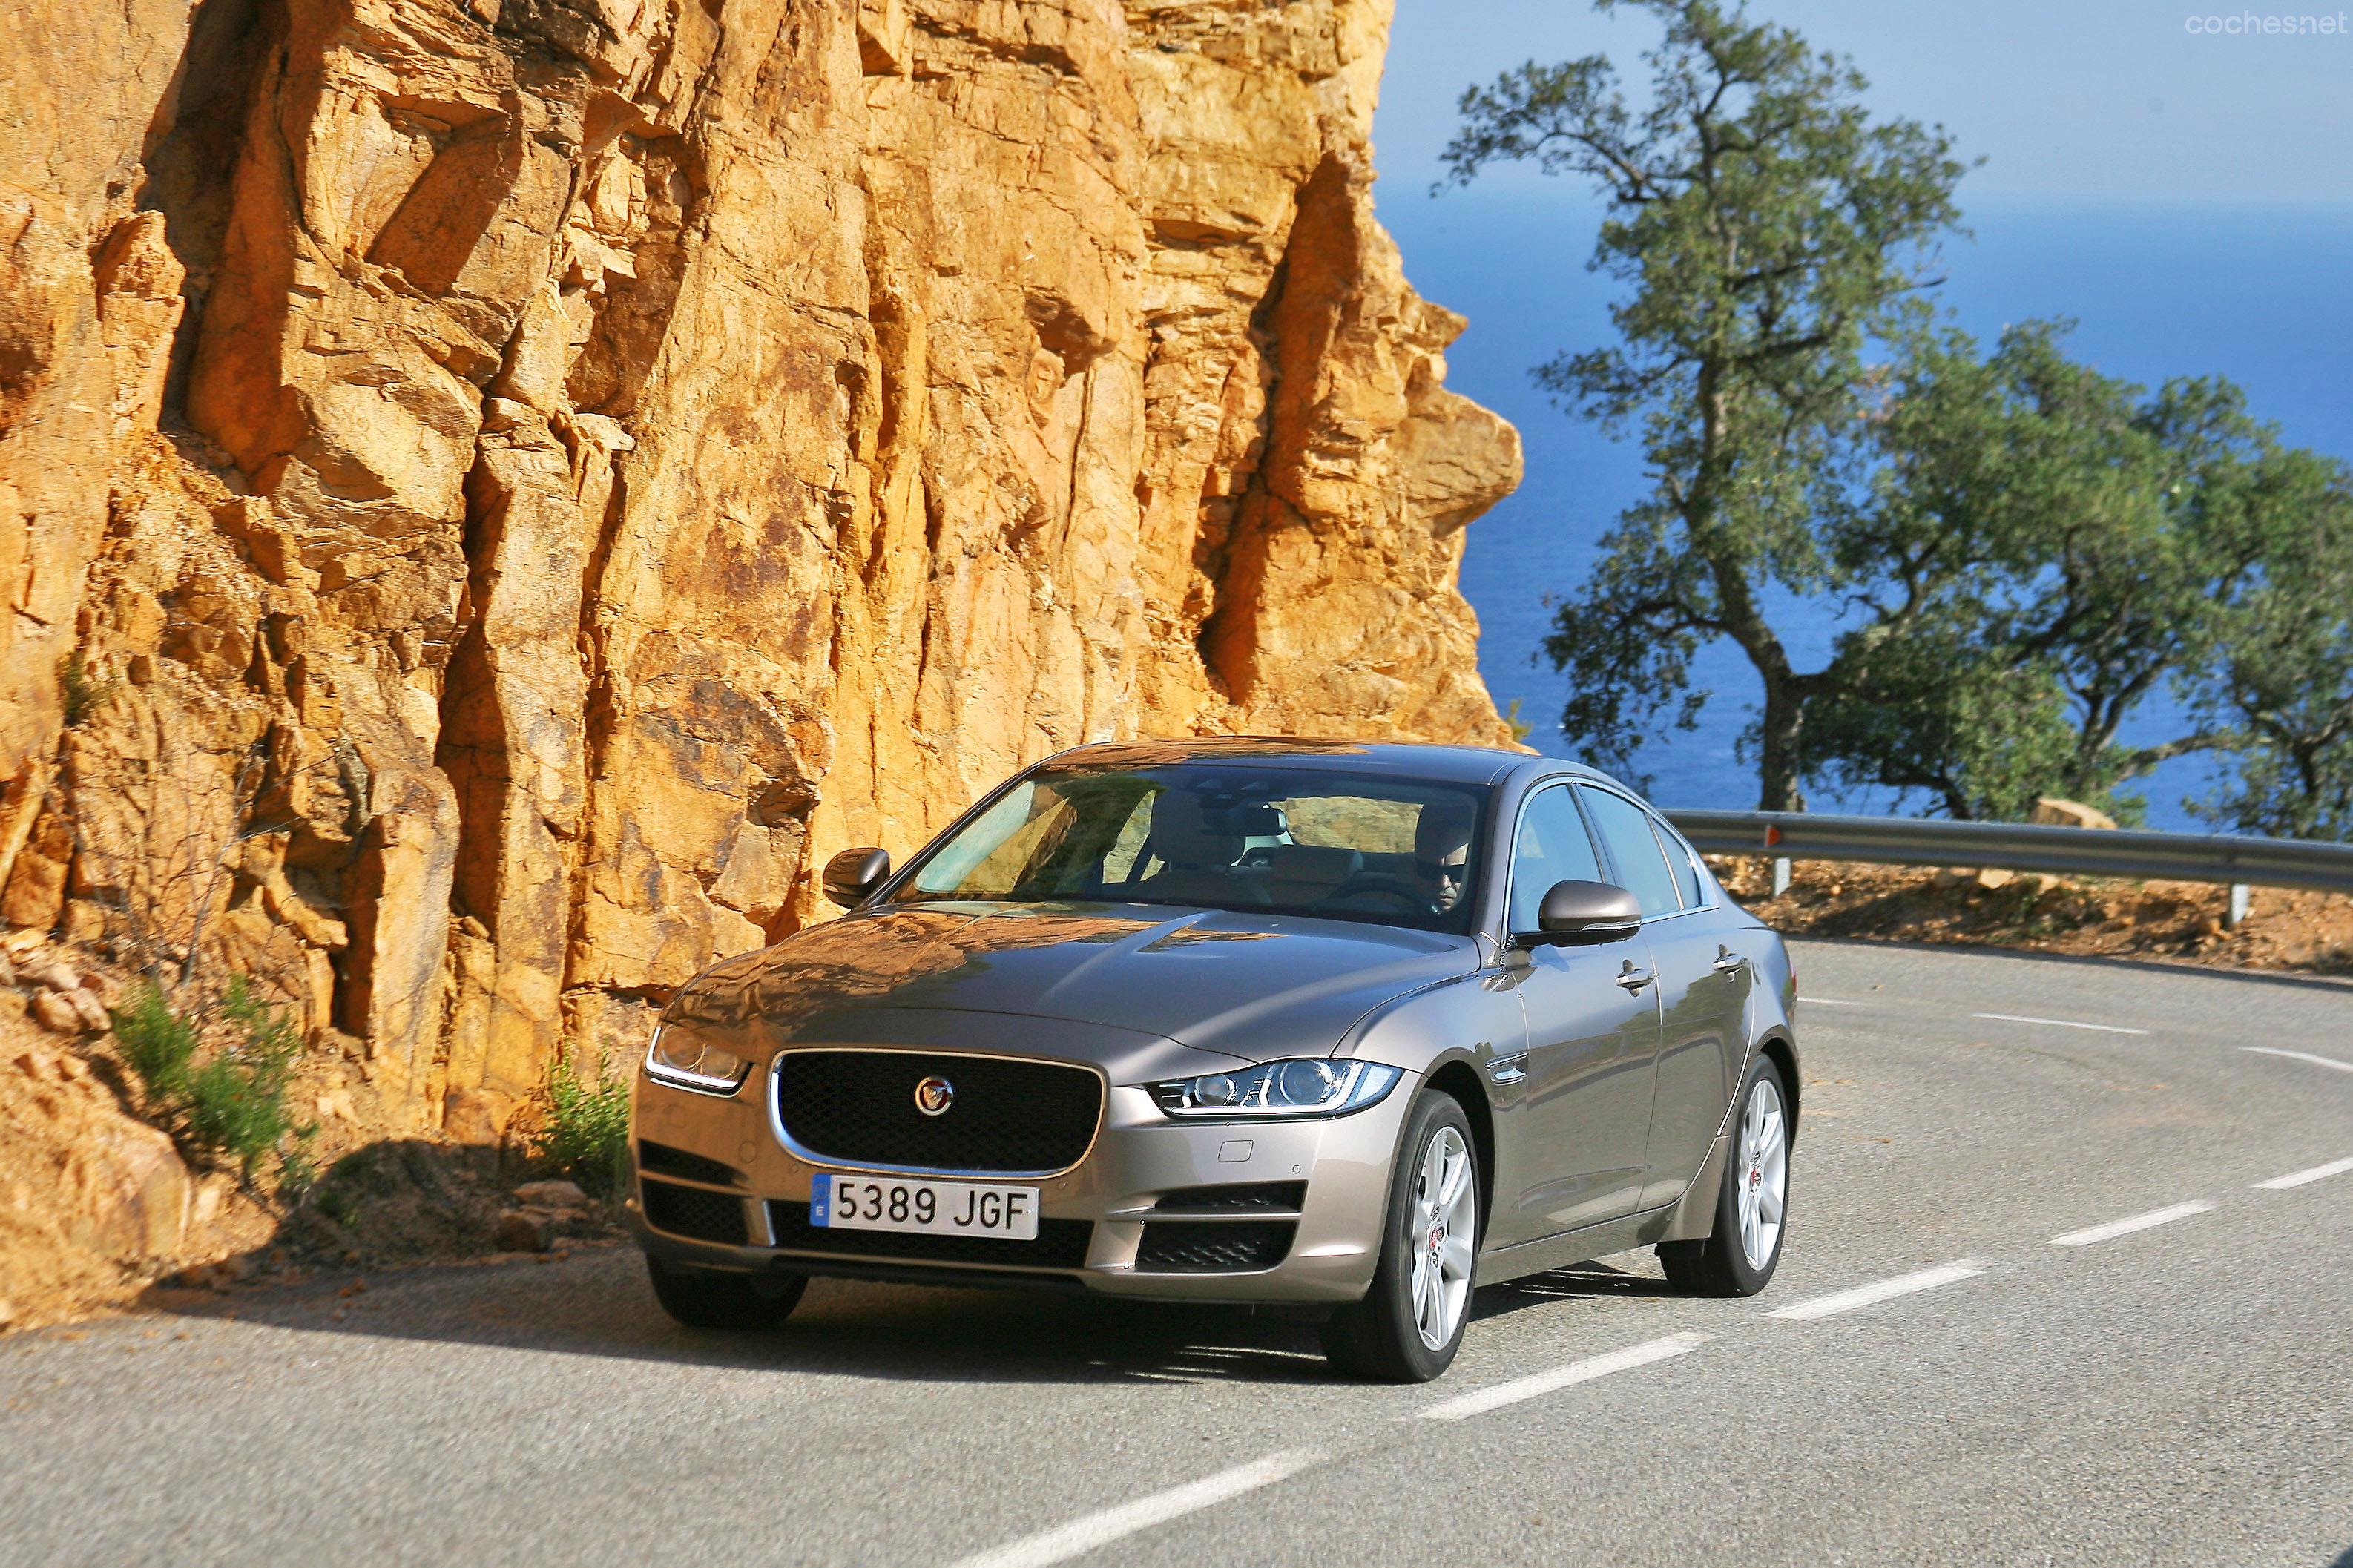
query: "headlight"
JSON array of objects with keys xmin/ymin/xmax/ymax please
[
  {"xmin": 1151, "ymin": 1058, "xmax": 1403, "ymax": 1119},
  {"xmin": 644, "ymin": 1024, "xmax": 753, "ymax": 1094}
]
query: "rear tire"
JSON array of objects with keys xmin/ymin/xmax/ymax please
[
  {"xmin": 1322, "ymin": 1090, "xmax": 1480, "ymax": 1383},
  {"xmin": 1658, "ymin": 1054, "xmax": 1790, "ymax": 1297},
  {"xmin": 645, "ymin": 1256, "xmax": 808, "ymax": 1330}
]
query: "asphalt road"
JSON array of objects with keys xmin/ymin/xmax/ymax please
[{"xmin": 4, "ymin": 938, "xmax": 2351, "ymax": 1568}]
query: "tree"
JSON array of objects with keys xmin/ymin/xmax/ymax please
[
  {"xmin": 1792, "ymin": 323, "xmax": 2275, "ymax": 821},
  {"xmin": 1445, "ymin": 1, "xmax": 2353, "ymax": 838},
  {"xmin": 2188, "ymin": 468, "xmax": 2353, "ymax": 839},
  {"xmin": 1443, "ymin": 0, "xmax": 1967, "ymax": 808},
  {"xmin": 1794, "ymin": 625, "xmax": 2084, "ymax": 823},
  {"xmin": 1792, "ymin": 321, "xmax": 2353, "ymax": 825}
]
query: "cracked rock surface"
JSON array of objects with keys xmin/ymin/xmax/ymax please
[{"xmin": 0, "ymin": 0, "xmax": 1523, "ymax": 1144}]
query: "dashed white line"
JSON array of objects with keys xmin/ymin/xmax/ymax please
[
  {"xmin": 947, "ymin": 1450, "xmax": 1326, "ymax": 1568},
  {"xmin": 2254, "ymin": 1156, "xmax": 2353, "ymax": 1190},
  {"xmin": 1797, "ymin": 996, "xmax": 1867, "ymax": 1007},
  {"xmin": 2241, "ymin": 1046, "xmax": 2353, "ymax": 1074},
  {"xmin": 2050, "ymin": 1201, "xmax": 2215, "ymax": 1247},
  {"xmin": 1768, "ymin": 1262, "xmax": 1985, "ymax": 1321},
  {"xmin": 1971, "ymin": 1012, "xmax": 2148, "ymax": 1035},
  {"xmin": 1417, "ymin": 1333, "xmax": 1711, "ymax": 1421}
]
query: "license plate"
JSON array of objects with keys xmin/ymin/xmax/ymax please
[{"xmin": 809, "ymin": 1173, "xmax": 1041, "ymax": 1240}]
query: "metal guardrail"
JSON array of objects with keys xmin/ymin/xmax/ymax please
[{"xmin": 1662, "ymin": 810, "xmax": 2353, "ymax": 913}]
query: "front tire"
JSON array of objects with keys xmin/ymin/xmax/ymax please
[
  {"xmin": 1322, "ymin": 1090, "xmax": 1480, "ymax": 1383},
  {"xmin": 645, "ymin": 1256, "xmax": 808, "ymax": 1330},
  {"xmin": 1658, "ymin": 1054, "xmax": 1790, "ymax": 1297}
]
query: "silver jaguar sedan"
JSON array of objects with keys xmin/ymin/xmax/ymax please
[{"xmin": 626, "ymin": 739, "xmax": 1798, "ymax": 1380}]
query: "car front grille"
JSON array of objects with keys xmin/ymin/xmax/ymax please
[
  {"xmin": 766, "ymin": 1202, "xmax": 1095, "ymax": 1269},
  {"xmin": 1133, "ymin": 1220, "xmax": 1297, "ymax": 1274},
  {"xmin": 642, "ymin": 1179, "xmax": 749, "ymax": 1245},
  {"xmin": 771, "ymin": 1050, "xmax": 1103, "ymax": 1174}
]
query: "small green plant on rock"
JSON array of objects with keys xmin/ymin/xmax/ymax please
[
  {"xmin": 59, "ymin": 649, "xmax": 119, "ymax": 728},
  {"xmin": 527, "ymin": 1050, "xmax": 630, "ymax": 1196},
  {"xmin": 111, "ymin": 975, "xmax": 313, "ymax": 1187},
  {"xmin": 113, "ymin": 983, "xmax": 200, "ymax": 1101}
]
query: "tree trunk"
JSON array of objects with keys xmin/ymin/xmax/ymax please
[{"xmin": 1756, "ymin": 676, "xmax": 1806, "ymax": 812}]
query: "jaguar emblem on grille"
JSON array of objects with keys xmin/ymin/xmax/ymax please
[{"xmin": 912, "ymin": 1075, "xmax": 955, "ymax": 1116}]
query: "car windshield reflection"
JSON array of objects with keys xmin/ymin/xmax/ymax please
[{"xmin": 887, "ymin": 763, "xmax": 1490, "ymax": 935}]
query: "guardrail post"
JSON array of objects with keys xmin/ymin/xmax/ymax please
[
  {"xmin": 1772, "ymin": 857, "xmax": 1791, "ymax": 897},
  {"xmin": 2227, "ymin": 883, "xmax": 2251, "ymax": 928}
]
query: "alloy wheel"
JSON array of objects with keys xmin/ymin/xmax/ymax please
[
  {"xmin": 1736, "ymin": 1075, "xmax": 1787, "ymax": 1271},
  {"xmin": 1409, "ymin": 1124, "xmax": 1476, "ymax": 1350}
]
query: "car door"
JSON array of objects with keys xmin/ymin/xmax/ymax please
[
  {"xmin": 1577, "ymin": 787, "xmax": 1753, "ymax": 1211},
  {"xmin": 1497, "ymin": 783, "xmax": 1662, "ymax": 1242}
]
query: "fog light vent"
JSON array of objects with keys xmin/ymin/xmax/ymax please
[
  {"xmin": 642, "ymin": 1179, "xmax": 749, "ymax": 1245},
  {"xmin": 1133, "ymin": 1220, "xmax": 1295, "ymax": 1274},
  {"xmin": 1150, "ymin": 1182, "xmax": 1306, "ymax": 1215},
  {"xmin": 639, "ymin": 1141, "xmax": 742, "ymax": 1187}
]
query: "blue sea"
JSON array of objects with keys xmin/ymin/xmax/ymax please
[{"xmin": 1380, "ymin": 190, "xmax": 2353, "ymax": 829}]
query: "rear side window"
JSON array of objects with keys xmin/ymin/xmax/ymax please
[
  {"xmin": 1657, "ymin": 819, "xmax": 1706, "ymax": 908},
  {"xmin": 1578, "ymin": 787, "xmax": 1682, "ymax": 918},
  {"xmin": 1507, "ymin": 785, "xmax": 1606, "ymax": 933}
]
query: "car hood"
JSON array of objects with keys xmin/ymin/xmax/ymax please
[{"xmin": 665, "ymin": 901, "xmax": 1481, "ymax": 1070}]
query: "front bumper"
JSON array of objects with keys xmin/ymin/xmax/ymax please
[{"xmin": 626, "ymin": 1066, "xmax": 1416, "ymax": 1304}]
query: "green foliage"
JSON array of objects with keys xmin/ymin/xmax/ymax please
[
  {"xmin": 59, "ymin": 650, "xmax": 118, "ymax": 728},
  {"xmin": 112, "ymin": 977, "xmax": 311, "ymax": 1185},
  {"xmin": 187, "ymin": 978, "xmax": 306, "ymax": 1179},
  {"xmin": 1448, "ymin": 1, "xmax": 2353, "ymax": 836},
  {"xmin": 1796, "ymin": 631, "xmax": 2087, "ymax": 823},
  {"xmin": 527, "ymin": 1052, "xmax": 630, "ymax": 1196},
  {"xmin": 113, "ymin": 982, "xmax": 200, "ymax": 1102},
  {"xmin": 2185, "ymin": 469, "xmax": 2353, "ymax": 839},
  {"xmin": 1786, "ymin": 321, "xmax": 2338, "ymax": 820},
  {"xmin": 1447, "ymin": 0, "xmax": 1969, "ymax": 806},
  {"xmin": 1501, "ymin": 699, "xmax": 1535, "ymax": 745}
]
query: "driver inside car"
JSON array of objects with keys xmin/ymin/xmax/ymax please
[{"xmin": 1412, "ymin": 797, "xmax": 1475, "ymax": 912}]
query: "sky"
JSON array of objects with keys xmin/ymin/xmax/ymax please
[
  {"xmin": 1366, "ymin": 0, "xmax": 2353, "ymax": 823},
  {"xmin": 1372, "ymin": 0, "xmax": 2353, "ymax": 206}
]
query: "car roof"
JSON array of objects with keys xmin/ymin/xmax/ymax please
[{"xmin": 1039, "ymin": 737, "xmax": 1592, "ymax": 789}]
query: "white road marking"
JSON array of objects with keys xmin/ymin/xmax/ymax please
[
  {"xmin": 1971, "ymin": 1012, "xmax": 2148, "ymax": 1035},
  {"xmin": 948, "ymin": 1450, "xmax": 1326, "ymax": 1568},
  {"xmin": 2241, "ymin": 1046, "xmax": 2353, "ymax": 1074},
  {"xmin": 2050, "ymin": 1201, "xmax": 2216, "ymax": 1247},
  {"xmin": 2254, "ymin": 1156, "xmax": 2353, "ymax": 1190},
  {"xmin": 1797, "ymin": 995, "xmax": 1867, "ymax": 1007},
  {"xmin": 1416, "ymin": 1333, "xmax": 1711, "ymax": 1422},
  {"xmin": 1768, "ymin": 1262, "xmax": 1984, "ymax": 1321}
]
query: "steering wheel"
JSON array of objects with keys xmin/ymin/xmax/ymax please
[{"xmin": 1323, "ymin": 874, "xmax": 1429, "ymax": 912}]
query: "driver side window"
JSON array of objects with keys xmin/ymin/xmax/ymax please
[
  {"xmin": 1508, "ymin": 785, "xmax": 1605, "ymax": 933},
  {"xmin": 1578, "ymin": 786, "xmax": 1682, "ymax": 918}
]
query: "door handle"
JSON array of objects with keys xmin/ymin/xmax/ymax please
[
  {"xmin": 1713, "ymin": 947, "xmax": 1745, "ymax": 975},
  {"xmin": 1615, "ymin": 965, "xmax": 1652, "ymax": 992}
]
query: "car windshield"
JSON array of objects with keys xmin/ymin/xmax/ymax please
[{"xmin": 889, "ymin": 763, "xmax": 1490, "ymax": 933}]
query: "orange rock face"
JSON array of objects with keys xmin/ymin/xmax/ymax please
[
  {"xmin": 0, "ymin": 1001, "xmax": 194, "ymax": 1328},
  {"xmin": 0, "ymin": 0, "xmax": 1521, "ymax": 1134}
]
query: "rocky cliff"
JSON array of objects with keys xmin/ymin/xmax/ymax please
[{"xmin": 0, "ymin": 0, "xmax": 1521, "ymax": 1140}]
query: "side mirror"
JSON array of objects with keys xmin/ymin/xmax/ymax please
[
  {"xmin": 1517, "ymin": 879, "xmax": 1641, "ymax": 947},
  {"xmin": 823, "ymin": 847, "xmax": 891, "ymax": 909}
]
